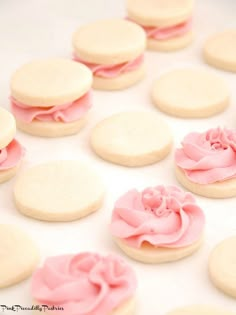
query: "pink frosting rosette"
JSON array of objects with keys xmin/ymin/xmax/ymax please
[
  {"xmin": 31, "ymin": 252, "xmax": 137, "ymax": 315},
  {"xmin": 111, "ymin": 185, "xmax": 205, "ymax": 249},
  {"xmin": 0, "ymin": 139, "xmax": 24, "ymax": 170},
  {"xmin": 73, "ymin": 55, "xmax": 144, "ymax": 78},
  {"xmin": 175, "ymin": 127, "xmax": 236, "ymax": 184},
  {"xmin": 11, "ymin": 91, "xmax": 92, "ymax": 123}
]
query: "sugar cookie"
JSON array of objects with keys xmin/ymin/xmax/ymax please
[
  {"xmin": 167, "ymin": 305, "xmax": 236, "ymax": 315},
  {"xmin": 203, "ymin": 30, "xmax": 236, "ymax": 72},
  {"xmin": 13, "ymin": 160, "xmax": 105, "ymax": 222},
  {"xmin": 126, "ymin": 0, "xmax": 194, "ymax": 51},
  {"xmin": 175, "ymin": 127, "xmax": 236, "ymax": 198},
  {"xmin": 208, "ymin": 236, "xmax": 236, "ymax": 298},
  {"xmin": 10, "ymin": 58, "xmax": 93, "ymax": 137},
  {"xmin": 31, "ymin": 252, "xmax": 137, "ymax": 315},
  {"xmin": 73, "ymin": 19, "xmax": 146, "ymax": 90},
  {"xmin": 0, "ymin": 224, "xmax": 39, "ymax": 288},
  {"xmin": 152, "ymin": 69, "xmax": 230, "ymax": 118},
  {"xmin": 0, "ymin": 108, "xmax": 24, "ymax": 183},
  {"xmin": 90, "ymin": 111, "xmax": 172, "ymax": 167},
  {"xmin": 111, "ymin": 185, "xmax": 205, "ymax": 263}
]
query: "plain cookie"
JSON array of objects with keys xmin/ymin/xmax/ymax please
[
  {"xmin": 13, "ymin": 160, "xmax": 105, "ymax": 222},
  {"xmin": 90, "ymin": 111, "xmax": 172, "ymax": 167},
  {"xmin": 152, "ymin": 68, "xmax": 230, "ymax": 118},
  {"xmin": 208, "ymin": 236, "xmax": 236, "ymax": 298},
  {"xmin": 203, "ymin": 30, "xmax": 236, "ymax": 72},
  {"xmin": 0, "ymin": 224, "xmax": 39, "ymax": 288}
]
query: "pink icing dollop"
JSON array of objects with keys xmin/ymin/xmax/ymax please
[
  {"xmin": 73, "ymin": 55, "xmax": 144, "ymax": 78},
  {"xmin": 31, "ymin": 252, "xmax": 137, "ymax": 315},
  {"xmin": 111, "ymin": 185, "xmax": 205, "ymax": 249},
  {"xmin": 10, "ymin": 91, "xmax": 92, "ymax": 123},
  {"xmin": 175, "ymin": 127, "xmax": 236, "ymax": 184},
  {"xmin": 0, "ymin": 139, "xmax": 24, "ymax": 170}
]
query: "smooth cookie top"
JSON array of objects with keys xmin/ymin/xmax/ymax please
[
  {"xmin": 73, "ymin": 19, "xmax": 146, "ymax": 65},
  {"xmin": 10, "ymin": 58, "xmax": 92, "ymax": 107},
  {"xmin": 126, "ymin": 0, "xmax": 194, "ymax": 27}
]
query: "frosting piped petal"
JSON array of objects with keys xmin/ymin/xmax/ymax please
[
  {"xmin": 31, "ymin": 253, "xmax": 137, "ymax": 315},
  {"xmin": 175, "ymin": 127, "xmax": 236, "ymax": 184},
  {"xmin": 111, "ymin": 186, "xmax": 205, "ymax": 249}
]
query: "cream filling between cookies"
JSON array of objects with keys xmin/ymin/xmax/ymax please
[
  {"xmin": 10, "ymin": 91, "xmax": 92, "ymax": 123},
  {"xmin": 131, "ymin": 18, "xmax": 192, "ymax": 40},
  {"xmin": 73, "ymin": 54, "xmax": 144, "ymax": 78}
]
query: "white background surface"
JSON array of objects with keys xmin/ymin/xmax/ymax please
[{"xmin": 0, "ymin": 0, "xmax": 236, "ymax": 314}]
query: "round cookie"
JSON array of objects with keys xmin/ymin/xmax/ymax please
[
  {"xmin": 90, "ymin": 111, "xmax": 172, "ymax": 167},
  {"xmin": 0, "ymin": 107, "xmax": 16, "ymax": 149},
  {"xmin": 13, "ymin": 160, "xmax": 105, "ymax": 222},
  {"xmin": 115, "ymin": 237, "xmax": 203, "ymax": 264},
  {"xmin": 73, "ymin": 19, "xmax": 146, "ymax": 65},
  {"xmin": 208, "ymin": 236, "xmax": 236, "ymax": 298},
  {"xmin": 126, "ymin": 0, "xmax": 194, "ymax": 27},
  {"xmin": 175, "ymin": 166, "xmax": 236, "ymax": 199},
  {"xmin": 73, "ymin": 19, "xmax": 146, "ymax": 90},
  {"xmin": 152, "ymin": 68, "xmax": 230, "ymax": 118},
  {"xmin": 10, "ymin": 58, "xmax": 92, "ymax": 137},
  {"xmin": 166, "ymin": 305, "xmax": 236, "ymax": 315},
  {"xmin": 203, "ymin": 30, "xmax": 236, "ymax": 73},
  {"xmin": 0, "ymin": 224, "xmax": 39, "ymax": 288},
  {"xmin": 11, "ymin": 59, "xmax": 92, "ymax": 107}
]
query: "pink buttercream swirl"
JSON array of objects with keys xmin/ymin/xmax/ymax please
[
  {"xmin": 111, "ymin": 185, "xmax": 205, "ymax": 249},
  {"xmin": 10, "ymin": 91, "xmax": 92, "ymax": 123},
  {"xmin": 31, "ymin": 252, "xmax": 137, "ymax": 315},
  {"xmin": 127, "ymin": 18, "xmax": 192, "ymax": 40},
  {"xmin": 175, "ymin": 127, "xmax": 236, "ymax": 184},
  {"xmin": 73, "ymin": 55, "xmax": 144, "ymax": 78},
  {"xmin": 0, "ymin": 139, "xmax": 24, "ymax": 170}
]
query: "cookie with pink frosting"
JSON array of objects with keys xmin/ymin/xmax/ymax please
[
  {"xmin": 0, "ymin": 107, "xmax": 24, "ymax": 183},
  {"xmin": 31, "ymin": 252, "xmax": 137, "ymax": 315},
  {"xmin": 111, "ymin": 185, "xmax": 205, "ymax": 263},
  {"xmin": 72, "ymin": 19, "xmax": 146, "ymax": 90},
  {"xmin": 10, "ymin": 58, "xmax": 92, "ymax": 137},
  {"xmin": 126, "ymin": 0, "xmax": 194, "ymax": 51},
  {"xmin": 175, "ymin": 127, "xmax": 236, "ymax": 198}
]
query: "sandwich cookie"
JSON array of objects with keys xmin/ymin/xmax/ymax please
[
  {"xmin": 13, "ymin": 160, "xmax": 105, "ymax": 222},
  {"xmin": 31, "ymin": 252, "xmax": 137, "ymax": 315},
  {"xmin": 73, "ymin": 19, "xmax": 146, "ymax": 90},
  {"xmin": 0, "ymin": 107, "xmax": 24, "ymax": 183},
  {"xmin": 126, "ymin": 0, "xmax": 194, "ymax": 51},
  {"xmin": 175, "ymin": 127, "xmax": 236, "ymax": 198},
  {"xmin": 152, "ymin": 68, "xmax": 230, "ymax": 118},
  {"xmin": 166, "ymin": 305, "xmax": 236, "ymax": 315},
  {"xmin": 208, "ymin": 236, "xmax": 236, "ymax": 299},
  {"xmin": 203, "ymin": 30, "xmax": 236, "ymax": 73},
  {"xmin": 10, "ymin": 58, "xmax": 93, "ymax": 137},
  {"xmin": 0, "ymin": 224, "xmax": 39, "ymax": 288},
  {"xmin": 90, "ymin": 111, "xmax": 172, "ymax": 167},
  {"xmin": 111, "ymin": 185, "xmax": 205, "ymax": 263}
]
